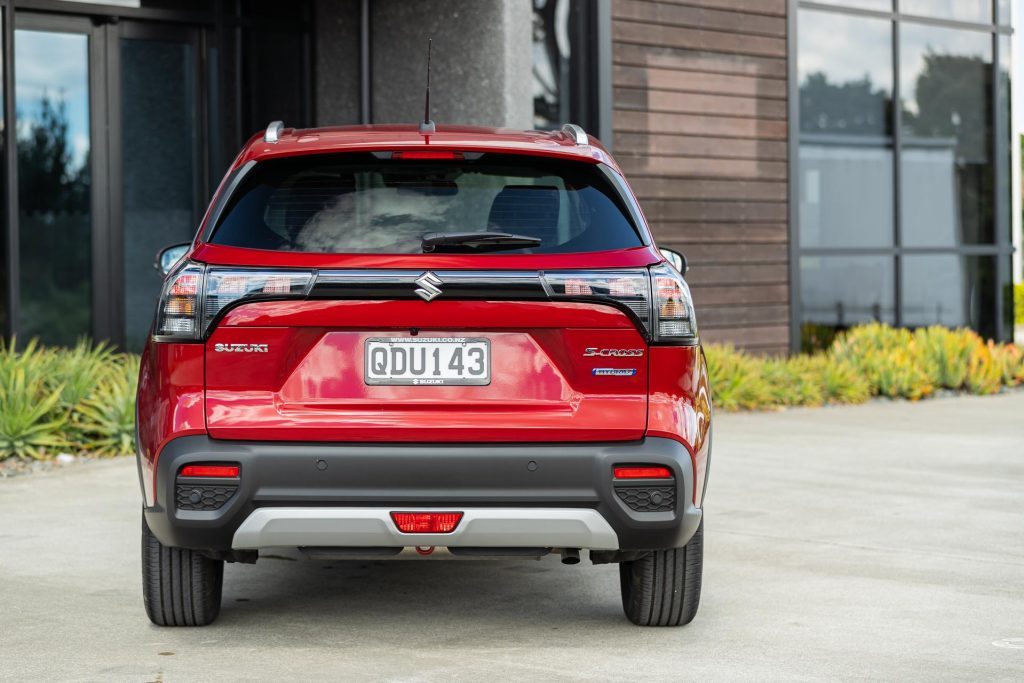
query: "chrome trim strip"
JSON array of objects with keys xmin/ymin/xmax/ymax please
[
  {"xmin": 315, "ymin": 270, "xmax": 544, "ymax": 284},
  {"xmin": 231, "ymin": 507, "xmax": 620, "ymax": 550}
]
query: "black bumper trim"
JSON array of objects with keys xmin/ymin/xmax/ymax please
[{"xmin": 142, "ymin": 435, "xmax": 702, "ymax": 553}]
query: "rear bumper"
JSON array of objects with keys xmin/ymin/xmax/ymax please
[{"xmin": 142, "ymin": 435, "xmax": 702, "ymax": 554}]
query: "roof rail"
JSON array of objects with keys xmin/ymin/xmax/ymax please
[
  {"xmin": 561, "ymin": 123, "xmax": 589, "ymax": 146},
  {"xmin": 264, "ymin": 120, "xmax": 284, "ymax": 143}
]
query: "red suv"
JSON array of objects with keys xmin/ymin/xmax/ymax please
[{"xmin": 137, "ymin": 122, "xmax": 712, "ymax": 627}]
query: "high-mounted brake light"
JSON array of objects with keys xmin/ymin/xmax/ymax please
[
  {"xmin": 614, "ymin": 466, "xmax": 673, "ymax": 480},
  {"xmin": 391, "ymin": 150, "xmax": 463, "ymax": 160},
  {"xmin": 390, "ymin": 512, "xmax": 464, "ymax": 534},
  {"xmin": 179, "ymin": 464, "xmax": 240, "ymax": 478},
  {"xmin": 155, "ymin": 262, "xmax": 313, "ymax": 341}
]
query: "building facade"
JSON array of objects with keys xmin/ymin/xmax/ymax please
[{"xmin": 0, "ymin": 0, "xmax": 1015, "ymax": 354}]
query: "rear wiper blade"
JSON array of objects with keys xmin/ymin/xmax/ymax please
[{"xmin": 421, "ymin": 231, "xmax": 542, "ymax": 253}]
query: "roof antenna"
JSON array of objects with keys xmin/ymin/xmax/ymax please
[{"xmin": 419, "ymin": 39, "xmax": 436, "ymax": 134}]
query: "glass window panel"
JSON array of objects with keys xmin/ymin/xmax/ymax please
[
  {"xmin": 15, "ymin": 29, "xmax": 92, "ymax": 345},
  {"xmin": 996, "ymin": 36, "xmax": 1010, "ymax": 245},
  {"xmin": 532, "ymin": 0, "xmax": 595, "ymax": 131},
  {"xmin": 997, "ymin": 0, "xmax": 1010, "ymax": 25},
  {"xmin": 901, "ymin": 0, "xmax": 992, "ymax": 24},
  {"xmin": 121, "ymin": 37, "xmax": 198, "ymax": 352},
  {"xmin": 799, "ymin": 10, "xmax": 893, "ymax": 248},
  {"xmin": 799, "ymin": 144, "xmax": 894, "ymax": 247},
  {"xmin": 800, "ymin": 255, "xmax": 896, "ymax": 328},
  {"xmin": 799, "ymin": 9, "xmax": 893, "ymax": 137},
  {"xmin": 900, "ymin": 25, "xmax": 993, "ymax": 246},
  {"xmin": 243, "ymin": 26, "xmax": 307, "ymax": 132},
  {"xmin": 902, "ymin": 255, "xmax": 997, "ymax": 338}
]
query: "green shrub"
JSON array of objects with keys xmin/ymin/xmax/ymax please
[
  {"xmin": 0, "ymin": 338, "xmax": 139, "ymax": 461},
  {"xmin": 829, "ymin": 323, "xmax": 933, "ymax": 400},
  {"xmin": 990, "ymin": 343, "xmax": 1024, "ymax": 386},
  {"xmin": 1015, "ymin": 283, "xmax": 1024, "ymax": 326},
  {"xmin": 967, "ymin": 342, "xmax": 1004, "ymax": 395},
  {"xmin": 73, "ymin": 356, "xmax": 138, "ymax": 457},
  {"xmin": 705, "ymin": 345, "xmax": 771, "ymax": 411},
  {"xmin": 45, "ymin": 338, "xmax": 119, "ymax": 408},
  {"xmin": 913, "ymin": 326, "xmax": 977, "ymax": 390},
  {"xmin": 0, "ymin": 339, "xmax": 67, "ymax": 459},
  {"xmin": 805, "ymin": 355, "xmax": 871, "ymax": 405},
  {"xmin": 761, "ymin": 356, "xmax": 824, "ymax": 408}
]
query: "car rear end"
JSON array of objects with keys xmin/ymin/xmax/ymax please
[{"xmin": 136, "ymin": 126, "xmax": 712, "ymax": 627}]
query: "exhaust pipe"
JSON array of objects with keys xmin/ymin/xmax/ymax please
[{"xmin": 560, "ymin": 548, "xmax": 581, "ymax": 565}]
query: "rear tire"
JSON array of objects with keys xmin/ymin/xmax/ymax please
[
  {"xmin": 619, "ymin": 520, "xmax": 703, "ymax": 626},
  {"xmin": 142, "ymin": 514, "xmax": 223, "ymax": 626}
]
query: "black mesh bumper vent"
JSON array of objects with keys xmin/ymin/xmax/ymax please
[
  {"xmin": 615, "ymin": 485, "xmax": 675, "ymax": 512},
  {"xmin": 175, "ymin": 484, "xmax": 237, "ymax": 511}
]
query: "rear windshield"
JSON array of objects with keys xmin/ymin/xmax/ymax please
[{"xmin": 208, "ymin": 153, "xmax": 644, "ymax": 254}]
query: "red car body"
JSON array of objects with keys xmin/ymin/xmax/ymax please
[{"xmin": 136, "ymin": 123, "xmax": 712, "ymax": 627}]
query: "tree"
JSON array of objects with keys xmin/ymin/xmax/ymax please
[{"xmin": 17, "ymin": 93, "xmax": 90, "ymax": 215}]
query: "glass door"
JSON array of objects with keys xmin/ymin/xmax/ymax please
[
  {"xmin": 111, "ymin": 22, "xmax": 203, "ymax": 352},
  {"xmin": 13, "ymin": 15, "xmax": 101, "ymax": 346}
]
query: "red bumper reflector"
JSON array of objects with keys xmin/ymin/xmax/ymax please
[
  {"xmin": 391, "ymin": 150, "xmax": 463, "ymax": 160},
  {"xmin": 179, "ymin": 464, "xmax": 240, "ymax": 478},
  {"xmin": 613, "ymin": 466, "xmax": 673, "ymax": 480},
  {"xmin": 390, "ymin": 512, "xmax": 464, "ymax": 534}
]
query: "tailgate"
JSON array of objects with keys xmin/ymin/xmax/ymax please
[{"xmin": 204, "ymin": 299, "xmax": 648, "ymax": 442}]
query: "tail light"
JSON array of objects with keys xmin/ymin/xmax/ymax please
[
  {"xmin": 155, "ymin": 261, "xmax": 313, "ymax": 341},
  {"xmin": 650, "ymin": 263, "xmax": 698, "ymax": 344},
  {"xmin": 544, "ymin": 270, "xmax": 651, "ymax": 329},
  {"xmin": 157, "ymin": 262, "xmax": 204, "ymax": 338},
  {"xmin": 543, "ymin": 263, "xmax": 697, "ymax": 345}
]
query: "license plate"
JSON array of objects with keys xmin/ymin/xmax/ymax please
[{"xmin": 364, "ymin": 337, "xmax": 491, "ymax": 386}]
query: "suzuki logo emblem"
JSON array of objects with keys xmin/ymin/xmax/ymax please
[{"xmin": 414, "ymin": 271, "xmax": 443, "ymax": 302}]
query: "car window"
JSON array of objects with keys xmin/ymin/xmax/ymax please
[{"xmin": 208, "ymin": 153, "xmax": 644, "ymax": 254}]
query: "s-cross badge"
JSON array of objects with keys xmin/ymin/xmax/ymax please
[{"xmin": 414, "ymin": 271, "xmax": 443, "ymax": 302}]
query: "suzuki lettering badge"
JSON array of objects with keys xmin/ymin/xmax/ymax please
[{"xmin": 414, "ymin": 271, "xmax": 443, "ymax": 302}]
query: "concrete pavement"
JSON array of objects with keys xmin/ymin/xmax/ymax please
[{"xmin": 2, "ymin": 393, "xmax": 1023, "ymax": 681}]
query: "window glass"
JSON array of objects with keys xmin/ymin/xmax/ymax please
[
  {"xmin": 210, "ymin": 154, "xmax": 643, "ymax": 255},
  {"xmin": 799, "ymin": 10, "xmax": 893, "ymax": 248},
  {"xmin": 121, "ymin": 37, "xmax": 198, "ymax": 352},
  {"xmin": 997, "ymin": 0, "xmax": 1010, "ymax": 25},
  {"xmin": 996, "ymin": 36, "xmax": 1010, "ymax": 244},
  {"xmin": 900, "ymin": 25, "xmax": 993, "ymax": 246},
  {"xmin": 901, "ymin": 255, "xmax": 997, "ymax": 338},
  {"xmin": 799, "ymin": 9, "xmax": 892, "ymax": 137},
  {"xmin": 800, "ymin": 255, "xmax": 896, "ymax": 326},
  {"xmin": 901, "ymin": 0, "xmax": 992, "ymax": 24},
  {"xmin": 532, "ymin": 0, "xmax": 595, "ymax": 131},
  {"xmin": 15, "ymin": 29, "xmax": 92, "ymax": 345}
]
